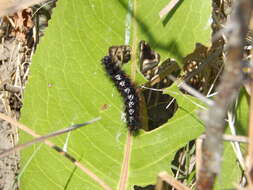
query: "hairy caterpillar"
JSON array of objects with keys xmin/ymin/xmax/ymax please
[{"xmin": 101, "ymin": 49, "xmax": 140, "ymax": 133}]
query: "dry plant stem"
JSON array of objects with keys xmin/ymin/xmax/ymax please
[
  {"xmin": 246, "ymin": 82, "xmax": 253, "ymax": 186},
  {"xmin": 0, "ymin": 117, "xmax": 101, "ymax": 158},
  {"xmin": 168, "ymin": 75, "xmax": 214, "ymax": 106},
  {"xmin": 196, "ymin": 138, "xmax": 203, "ymax": 180},
  {"xmin": 118, "ymin": 132, "xmax": 132, "ymax": 190},
  {"xmin": 197, "ymin": 1, "xmax": 253, "ymax": 189},
  {"xmin": 0, "ymin": 113, "xmax": 113, "ymax": 190},
  {"xmin": 199, "ymin": 134, "xmax": 248, "ymax": 143},
  {"xmin": 3, "ymin": 84, "xmax": 22, "ymax": 93},
  {"xmin": 227, "ymin": 111, "xmax": 246, "ymax": 170},
  {"xmin": 246, "ymin": 11, "xmax": 253, "ymax": 185},
  {"xmin": 155, "ymin": 171, "xmax": 191, "ymax": 190},
  {"xmin": 159, "ymin": 0, "xmax": 181, "ymax": 18},
  {"xmin": 0, "ymin": 83, "xmax": 22, "ymax": 93}
]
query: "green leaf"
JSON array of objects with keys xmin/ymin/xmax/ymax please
[
  {"xmin": 213, "ymin": 89, "xmax": 249, "ymax": 189},
  {"xmin": 214, "ymin": 142, "xmax": 243, "ymax": 190},
  {"xmin": 236, "ymin": 88, "xmax": 249, "ymax": 135},
  {"xmin": 135, "ymin": 0, "xmax": 212, "ymax": 62},
  {"xmin": 20, "ymin": 0, "xmax": 211, "ymax": 189}
]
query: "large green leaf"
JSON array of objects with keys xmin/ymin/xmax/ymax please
[{"xmin": 20, "ymin": 0, "xmax": 211, "ymax": 189}]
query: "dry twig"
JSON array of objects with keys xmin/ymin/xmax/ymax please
[
  {"xmin": 155, "ymin": 171, "xmax": 191, "ymax": 190},
  {"xmin": 0, "ymin": 117, "xmax": 101, "ymax": 158},
  {"xmin": 197, "ymin": 0, "xmax": 253, "ymax": 189},
  {"xmin": 246, "ymin": 8, "xmax": 253, "ymax": 187},
  {"xmin": 0, "ymin": 113, "xmax": 113, "ymax": 190}
]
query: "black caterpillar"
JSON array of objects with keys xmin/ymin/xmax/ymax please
[{"xmin": 101, "ymin": 49, "xmax": 140, "ymax": 133}]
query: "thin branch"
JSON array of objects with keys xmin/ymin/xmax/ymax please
[
  {"xmin": 118, "ymin": 132, "xmax": 132, "ymax": 190},
  {"xmin": 0, "ymin": 113, "xmax": 112, "ymax": 190},
  {"xmin": 197, "ymin": 1, "xmax": 253, "ymax": 189},
  {"xmin": 227, "ymin": 111, "xmax": 246, "ymax": 170},
  {"xmin": 246, "ymin": 10, "xmax": 253, "ymax": 185},
  {"xmin": 0, "ymin": 117, "xmax": 101, "ymax": 158},
  {"xmin": 199, "ymin": 134, "xmax": 248, "ymax": 144},
  {"xmin": 168, "ymin": 75, "xmax": 214, "ymax": 106},
  {"xmin": 159, "ymin": 0, "xmax": 181, "ymax": 18},
  {"xmin": 155, "ymin": 171, "xmax": 191, "ymax": 190},
  {"xmin": 0, "ymin": 83, "xmax": 23, "ymax": 93},
  {"xmin": 196, "ymin": 138, "xmax": 203, "ymax": 181}
]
